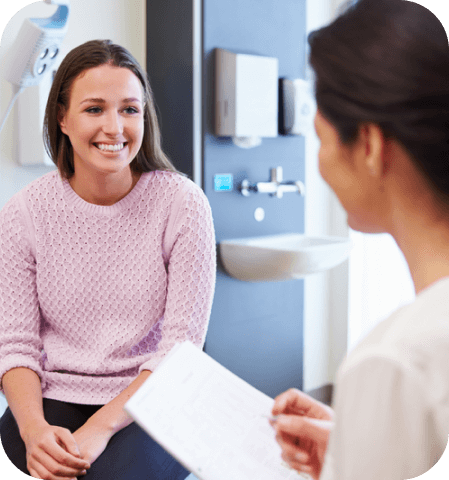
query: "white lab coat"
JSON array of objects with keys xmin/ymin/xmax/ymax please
[{"xmin": 320, "ymin": 277, "xmax": 449, "ymax": 480}]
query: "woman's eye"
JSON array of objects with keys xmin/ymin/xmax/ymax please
[
  {"xmin": 84, "ymin": 106, "xmax": 139, "ymax": 114},
  {"xmin": 86, "ymin": 107, "xmax": 102, "ymax": 114},
  {"xmin": 124, "ymin": 107, "xmax": 139, "ymax": 114}
]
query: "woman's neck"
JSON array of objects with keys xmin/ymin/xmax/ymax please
[{"xmin": 68, "ymin": 168, "xmax": 141, "ymax": 206}]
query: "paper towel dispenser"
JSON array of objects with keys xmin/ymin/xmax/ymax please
[{"xmin": 215, "ymin": 48, "xmax": 278, "ymax": 144}]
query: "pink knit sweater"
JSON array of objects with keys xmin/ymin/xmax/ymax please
[{"xmin": 0, "ymin": 170, "xmax": 216, "ymax": 404}]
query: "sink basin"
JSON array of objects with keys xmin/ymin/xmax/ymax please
[{"xmin": 219, "ymin": 233, "xmax": 352, "ymax": 282}]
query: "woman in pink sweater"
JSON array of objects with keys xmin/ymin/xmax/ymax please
[{"xmin": 0, "ymin": 39, "xmax": 216, "ymax": 480}]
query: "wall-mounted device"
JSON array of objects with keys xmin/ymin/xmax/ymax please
[
  {"xmin": 215, "ymin": 48, "xmax": 278, "ymax": 148},
  {"xmin": 214, "ymin": 173, "xmax": 234, "ymax": 192},
  {"xmin": 279, "ymin": 78, "xmax": 316, "ymax": 136},
  {"xmin": 0, "ymin": 0, "xmax": 70, "ymax": 165}
]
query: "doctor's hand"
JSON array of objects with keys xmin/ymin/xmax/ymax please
[
  {"xmin": 21, "ymin": 421, "xmax": 91, "ymax": 480},
  {"xmin": 271, "ymin": 388, "xmax": 334, "ymax": 479}
]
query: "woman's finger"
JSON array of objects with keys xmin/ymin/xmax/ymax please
[
  {"xmin": 28, "ymin": 465, "xmax": 41, "ymax": 479},
  {"xmin": 43, "ymin": 430, "xmax": 90, "ymax": 470},
  {"xmin": 30, "ymin": 446, "xmax": 88, "ymax": 478},
  {"xmin": 56, "ymin": 427, "xmax": 82, "ymax": 458}
]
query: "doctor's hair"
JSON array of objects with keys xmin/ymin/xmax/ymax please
[
  {"xmin": 43, "ymin": 39, "xmax": 178, "ymax": 179},
  {"xmin": 308, "ymin": 0, "xmax": 449, "ymax": 202}
]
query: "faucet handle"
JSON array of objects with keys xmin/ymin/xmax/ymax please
[
  {"xmin": 295, "ymin": 180, "xmax": 305, "ymax": 195},
  {"xmin": 270, "ymin": 167, "xmax": 283, "ymax": 183}
]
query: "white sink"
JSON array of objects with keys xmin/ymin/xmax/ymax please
[{"xmin": 220, "ymin": 233, "xmax": 352, "ymax": 282}]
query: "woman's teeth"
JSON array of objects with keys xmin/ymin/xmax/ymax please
[{"xmin": 96, "ymin": 143, "xmax": 125, "ymax": 152}]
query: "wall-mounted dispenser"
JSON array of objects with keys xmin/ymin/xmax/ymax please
[
  {"xmin": 279, "ymin": 78, "xmax": 316, "ymax": 136},
  {"xmin": 0, "ymin": 0, "xmax": 70, "ymax": 165},
  {"xmin": 215, "ymin": 48, "xmax": 278, "ymax": 148},
  {"xmin": 17, "ymin": 69, "xmax": 60, "ymax": 166}
]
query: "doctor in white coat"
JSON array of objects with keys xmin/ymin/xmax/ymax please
[{"xmin": 271, "ymin": 1, "xmax": 449, "ymax": 479}]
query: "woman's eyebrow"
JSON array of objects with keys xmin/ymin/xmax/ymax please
[
  {"xmin": 123, "ymin": 97, "xmax": 142, "ymax": 103},
  {"xmin": 79, "ymin": 97, "xmax": 142, "ymax": 106},
  {"xmin": 79, "ymin": 97, "xmax": 105, "ymax": 106}
]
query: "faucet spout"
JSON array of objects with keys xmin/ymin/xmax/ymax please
[{"xmin": 239, "ymin": 167, "xmax": 305, "ymax": 198}]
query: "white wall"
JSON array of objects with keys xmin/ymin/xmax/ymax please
[
  {"xmin": 303, "ymin": 0, "xmax": 350, "ymax": 392},
  {"xmin": 0, "ymin": 0, "xmax": 146, "ymax": 419}
]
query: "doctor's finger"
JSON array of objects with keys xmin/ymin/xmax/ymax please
[
  {"xmin": 273, "ymin": 388, "xmax": 331, "ymax": 419},
  {"xmin": 275, "ymin": 433, "xmax": 310, "ymax": 460},
  {"xmin": 281, "ymin": 451, "xmax": 313, "ymax": 475},
  {"xmin": 275, "ymin": 414, "xmax": 331, "ymax": 443}
]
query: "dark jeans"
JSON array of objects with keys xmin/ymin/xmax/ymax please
[{"xmin": 0, "ymin": 398, "xmax": 189, "ymax": 479}]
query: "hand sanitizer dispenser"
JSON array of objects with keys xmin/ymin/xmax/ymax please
[
  {"xmin": 215, "ymin": 48, "xmax": 278, "ymax": 148},
  {"xmin": 280, "ymin": 78, "xmax": 316, "ymax": 136}
]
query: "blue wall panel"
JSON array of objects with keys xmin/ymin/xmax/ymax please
[{"xmin": 203, "ymin": 0, "xmax": 307, "ymax": 397}]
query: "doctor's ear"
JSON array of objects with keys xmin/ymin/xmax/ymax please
[{"xmin": 361, "ymin": 123, "xmax": 386, "ymax": 178}]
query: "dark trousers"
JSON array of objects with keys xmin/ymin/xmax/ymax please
[{"xmin": 0, "ymin": 398, "xmax": 189, "ymax": 479}]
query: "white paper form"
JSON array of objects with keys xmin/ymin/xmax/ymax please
[{"xmin": 125, "ymin": 341, "xmax": 308, "ymax": 480}]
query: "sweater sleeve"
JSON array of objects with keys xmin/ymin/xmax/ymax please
[
  {"xmin": 0, "ymin": 196, "xmax": 45, "ymax": 393},
  {"xmin": 139, "ymin": 181, "xmax": 216, "ymax": 373}
]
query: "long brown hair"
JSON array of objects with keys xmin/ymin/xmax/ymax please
[
  {"xmin": 43, "ymin": 39, "xmax": 179, "ymax": 179},
  {"xmin": 308, "ymin": 0, "xmax": 449, "ymax": 201}
]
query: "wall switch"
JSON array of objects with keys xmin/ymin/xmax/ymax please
[{"xmin": 214, "ymin": 174, "xmax": 234, "ymax": 192}]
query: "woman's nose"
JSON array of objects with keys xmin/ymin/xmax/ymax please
[{"xmin": 102, "ymin": 111, "xmax": 124, "ymax": 135}]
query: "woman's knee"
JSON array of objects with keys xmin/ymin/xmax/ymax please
[
  {"xmin": 81, "ymin": 422, "xmax": 189, "ymax": 480},
  {"xmin": 0, "ymin": 408, "xmax": 29, "ymax": 475}
]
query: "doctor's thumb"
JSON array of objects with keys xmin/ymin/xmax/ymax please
[{"xmin": 276, "ymin": 414, "xmax": 333, "ymax": 443}]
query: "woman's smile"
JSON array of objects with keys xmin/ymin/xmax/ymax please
[{"xmin": 93, "ymin": 142, "xmax": 128, "ymax": 154}]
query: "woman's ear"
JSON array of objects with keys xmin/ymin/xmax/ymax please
[{"xmin": 58, "ymin": 105, "xmax": 68, "ymax": 135}]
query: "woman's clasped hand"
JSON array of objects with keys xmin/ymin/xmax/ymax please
[
  {"xmin": 271, "ymin": 389, "xmax": 333, "ymax": 479},
  {"xmin": 21, "ymin": 420, "xmax": 91, "ymax": 480}
]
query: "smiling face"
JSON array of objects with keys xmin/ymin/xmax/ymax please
[
  {"xmin": 314, "ymin": 109, "xmax": 389, "ymax": 233},
  {"xmin": 58, "ymin": 63, "xmax": 145, "ymax": 179}
]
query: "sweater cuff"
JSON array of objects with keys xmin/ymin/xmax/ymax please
[{"xmin": 138, "ymin": 358, "xmax": 158, "ymax": 374}]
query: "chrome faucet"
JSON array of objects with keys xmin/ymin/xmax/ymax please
[{"xmin": 240, "ymin": 167, "xmax": 305, "ymax": 198}]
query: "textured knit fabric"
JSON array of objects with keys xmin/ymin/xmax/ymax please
[{"xmin": 0, "ymin": 170, "xmax": 216, "ymax": 404}]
